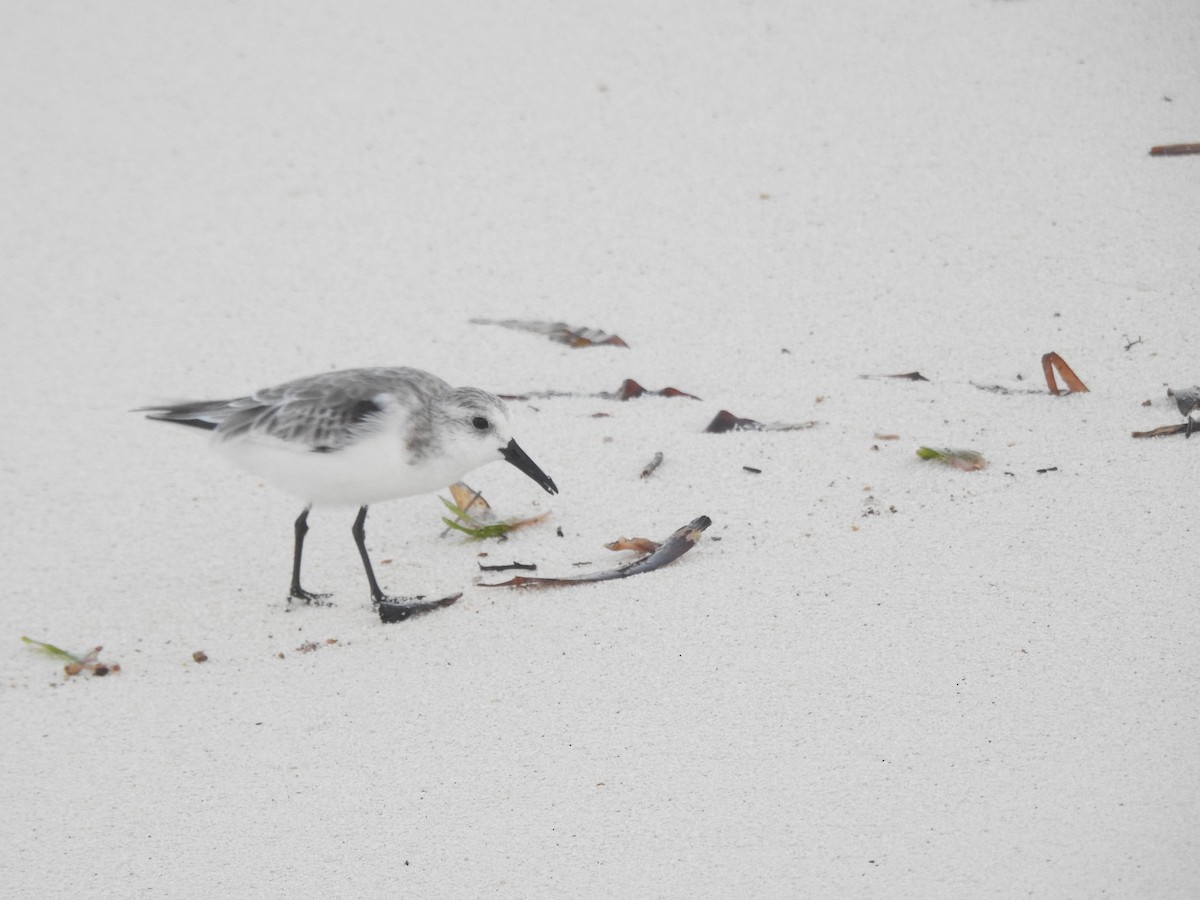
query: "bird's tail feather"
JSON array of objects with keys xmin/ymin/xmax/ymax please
[{"xmin": 137, "ymin": 400, "xmax": 235, "ymax": 431}]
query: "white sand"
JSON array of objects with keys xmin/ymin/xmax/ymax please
[{"xmin": 2, "ymin": 1, "xmax": 1198, "ymax": 896}]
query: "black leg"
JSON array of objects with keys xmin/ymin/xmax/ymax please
[
  {"xmin": 289, "ymin": 506, "xmax": 332, "ymax": 605},
  {"xmin": 351, "ymin": 505, "xmax": 462, "ymax": 622},
  {"xmin": 351, "ymin": 505, "xmax": 390, "ymax": 604}
]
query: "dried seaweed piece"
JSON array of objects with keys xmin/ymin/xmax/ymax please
[
  {"xmin": 1042, "ymin": 352, "xmax": 1089, "ymax": 395},
  {"xmin": 1150, "ymin": 143, "xmax": 1200, "ymax": 156},
  {"xmin": 471, "ymin": 318, "xmax": 629, "ymax": 348},
  {"xmin": 640, "ymin": 451, "xmax": 664, "ymax": 479},
  {"xmin": 482, "ymin": 515, "xmax": 711, "ymax": 587},
  {"xmin": 916, "ymin": 447, "xmax": 988, "ymax": 471},
  {"xmin": 705, "ymin": 410, "xmax": 818, "ymax": 433}
]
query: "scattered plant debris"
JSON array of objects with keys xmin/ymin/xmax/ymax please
[
  {"xmin": 481, "ymin": 515, "xmax": 712, "ymax": 587},
  {"xmin": 615, "ymin": 379, "xmax": 700, "ymax": 400},
  {"xmin": 296, "ymin": 638, "xmax": 340, "ymax": 654},
  {"xmin": 440, "ymin": 483, "xmax": 550, "ymax": 540},
  {"xmin": 743, "ymin": 465, "xmax": 762, "ymax": 474},
  {"xmin": 874, "ymin": 433, "xmax": 900, "ymax": 441},
  {"xmin": 441, "ymin": 496, "xmax": 550, "ymax": 540},
  {"xmin": 1042, "ymin": 352, "xmax": 1089, "ymax": 395},
  {"xmin": 470, "ymin": 318, "xmax": 629, "ymax": 348},
  {"xmin": 377, "ymin": 593, "xmax": 462, "ymax": 624},
  {"xmin": 1123, "ymin": 335, "xmax": 1143, "ymax": 351},
  {"xmin": 192, "ymin": 650, "xmax": 208, "ymax": 663},
  {"xmin": 22, "ymin": 637, "xmax": 120, "ymax": 677},
  {"xmin": 705, "ymin": 410, "xmax": 818, "ymax": 433},
  {"xmin": 916, "ymin": 447, "xmax": 988, "ymax": 471},
  {"xmin": 1036, "ymin": 466, "xmax": 1059, "ymax": 474},
  {"xmin": 641, "ymin": 451, "xmax": 664, "ymax": 479},
  {"xmin": 1149, "ymin": 143, "xmax": 1200, "ymax": 156},
  {"xmin": 478, "ymin": 561, "xmax": 537, "ymax": 572},
  {"xmin": 499, "ymin": 378, "xmax": 700, "ymax": 403}
]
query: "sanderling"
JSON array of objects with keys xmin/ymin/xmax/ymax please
[{"xmin": 140, "ymin": 367, "xmax": 558, "ymax": 617}]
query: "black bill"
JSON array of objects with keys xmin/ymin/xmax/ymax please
[{"xmin": 500, "ymin": 439, "xmax": 558, "ymax": 495}]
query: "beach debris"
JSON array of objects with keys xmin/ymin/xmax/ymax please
[
  {"xmin": 604, "ymin": 536, "xmax": 662, "ymax": 554},
  {"xmin": 480, "ymin": 515, "xmax": 711, "ymax": 587},
  {"xmin": 470, "ymin": 318, "xmax": 629, "ymax": 348},
  {"xmin": 499, "ymin": 378, "xmax": 700, "ymax": 403},
  {"xmin": 916, "ymin": 446, "xmax": 988, "ymax": 471},
  {"xmin": 1132, "ymin": 423, "xmax": 1190, "ymax": 438},
  {"xmin": 705, "ymin": 410, "xmax": 818, "ymax": 433},
  {"xmin": 1036, "ymin": 466, "xmax": 1058, "ymax": 474},
  {"xmin": 874, "ymin": 433, "xmax": 901, "ymax": 441},
  {"xmin": 22, "ymin": 637, "xmax": 120, "ymax": 677},
  {"xmin": 376, "ymin": 593, "xmax": 461, "ymax": 624},
  {"xmin": 478, "ymin": 561, "xmax": 537, "ymax": 572},
  {"xmin": 861, "ymin": 371, "xmax": 929, "ymax": 382},
  {"xmin": 440, "ymin": 494, "xmax": 551, "ymax": 541},
  {"xmin": 1042, "ymin": 352, "xmax": 1089, "ymax": 395},
  {"xmin": 439, "ymin": 482, "xmax": 551, "ymax": 540},
  {"xmin": 295, "ymin": 638, "xmax": 340, "ymax": 654},
  {"xmin": 743, "ymin": 465, "xmax": 762, "ymax": 474},
  {"xmin": 192, "ymin": 650, "xmax": 208, "ymax": 663},
  {"xmin": 640, "ymin": 451, "xmax": 664, "ymax": 479},
  {"xmin": 1149, "ymin": 143, "xmax": 1200, "ymax": 156},
  {"xmin": 615, "ymin": 379, "xmax": 700, "ymax": 400}
]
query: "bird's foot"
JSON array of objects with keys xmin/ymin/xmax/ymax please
[
  {"xmin": 374, "ymin": 592, "xmax": 462, "ymax": 624},
  {"xmin": 288, "ymin": 587, "xmax": 334, "ymax": 607}
]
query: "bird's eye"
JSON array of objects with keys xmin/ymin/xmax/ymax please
[{"xmin": 472, "ymin": 416, "xmax": 490, "ymax": 431}]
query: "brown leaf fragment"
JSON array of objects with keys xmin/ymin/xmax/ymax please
[
  {"xmin": 705, "ymin": 410, "xmax": 818, "ymax": 433},
  {"xmin": 1150, "ymin": 143, "xmax": 1200, "ymax": 156},
  {"xmin": 470, "ymin": 318, "xmax": 628, "ymax": 348},
  {"xmin": 192, "ymin": 650, "xmax": 208, "ymax": 663},
  {"xmin": 604, "ymin": 537, "xmax": 661, "ymax": 554},
  {"xmin": 874, "ymin": 433, "xmax": 900, "ymax": 441},
  {"xmin": 1042, "ymin": 352, "xmax": 1089, "ymax": 395},
  {"xmin": 482, "ymin": 515, "xmax": 711, "ymax": 587}
]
